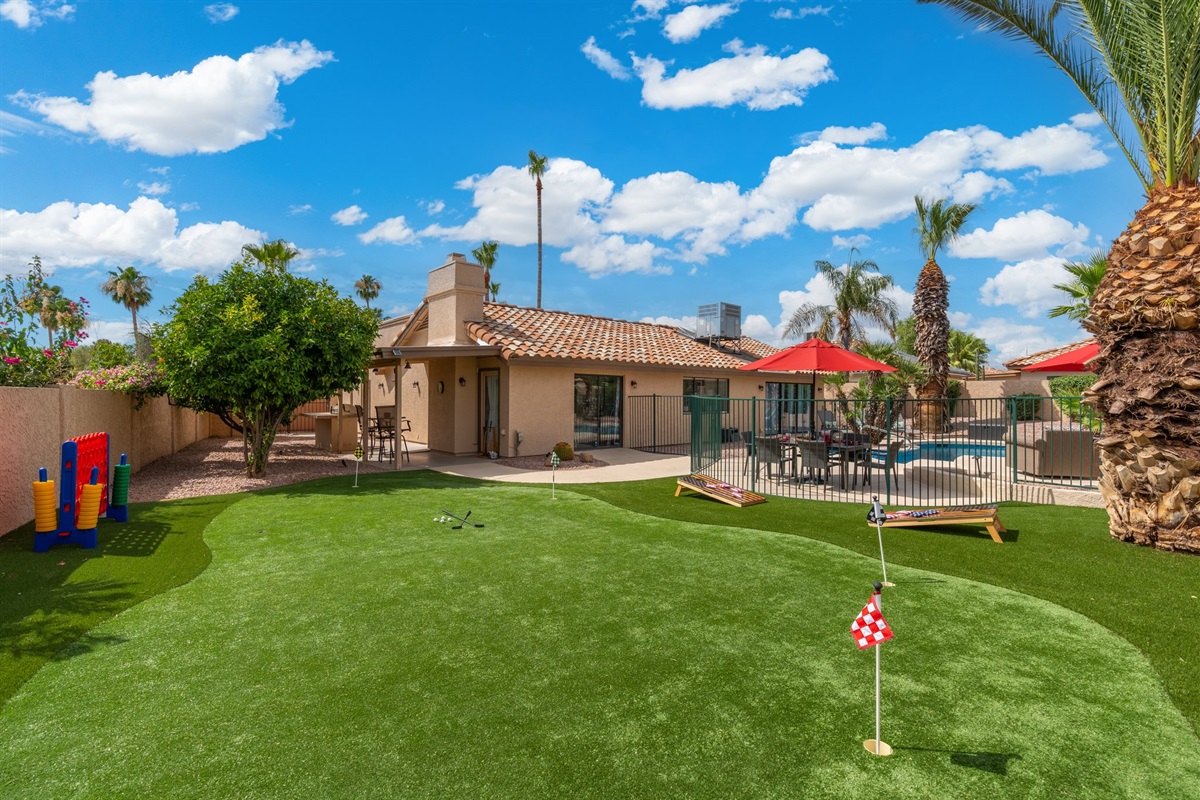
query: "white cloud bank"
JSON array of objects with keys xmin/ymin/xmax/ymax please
[
  {"xmin": 332, "ymin": 205, "xmax": 367, "ymax": 226},
  {"xmin": 633, "ymin": 40, "xmax": 834, "ymax": 110},
  {"xmin": 581, "ymin": 36, "xmax": 631, "ymax": 80},
  {"xmin": 1, "ymin": 0, "xmax": 73, "ymax": 29},
  {"xmin": 951, "ymin": 209, "xmax": 1090, "ymax": 261},
  {"xmin": 978, "ymin": 256, "xmax": 1072, "ymax": 318},
  {"xmin": 13, "ymin": 40, "xmax": 334, "ymax": 156},
  {"xmin": 204, "ymin": 3, "xmax": 238, "ymax": 23},
  {"xmin": 0, "ymin": 197, "xmax": 262, "ymax": 273}
]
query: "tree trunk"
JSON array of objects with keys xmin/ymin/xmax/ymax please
[
  {"xmin": 912, "ymin": 258, "xmax": 949, "ymax": 433},
  {"xmin": 536, "ymin": 177, "xmax": 543, "ymax": 309},
  {"xmin": 1084, "ymin": 184, "xmax": 1200, "ymax": 553}
]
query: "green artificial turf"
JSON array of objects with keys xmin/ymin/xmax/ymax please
[
  {"xmin": 1, "ymin": 473, "xmax": 1198, "ymax": 799},
  {"xmin": 0, "ymin": 494, "xmax": 231, "ymax": 705},
  {"xmin": 572, "ymin": 477, "xmax": 1200, "ymax": 738}
]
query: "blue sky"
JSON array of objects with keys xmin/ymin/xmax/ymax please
[{"xmin": 1, "ymin": 0, "xmax": 1141, "ymax": 365}]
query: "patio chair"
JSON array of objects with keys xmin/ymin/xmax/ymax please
[
  {"xmin": 741, "ymin": 430, "xmax": 755, "ymax": 476},
  {"xmin": 796, "ymin": 440, "xmax": 831, "ymax": 487},
  {"xmin": 373, "ymin": 406, "xmax": 397, "ymax": 462},
  {"xmin": 755, "ymin": 436, "xmax": 791, "ymax": 481},
  {"xmin": 840, "ymin": 432, "xmax": 874, "ymax": 486},
  {"xmin": 866, "ymin": 440, "xmax": 904, "ymax": 492}
]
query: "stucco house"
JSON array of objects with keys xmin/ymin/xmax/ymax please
[{"xmin": 358, "ymin": 253, "xmax": 786, "ymax": 462}]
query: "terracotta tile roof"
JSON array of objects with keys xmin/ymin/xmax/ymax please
[
  {"xmin": 1003, "ymin": 338, "xmax": 1095, "ymax": 370},
  {"xmin": 465, "ymin": 303, "xmax": 777, "ymax": 369}
]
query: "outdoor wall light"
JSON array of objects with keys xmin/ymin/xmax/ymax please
[
  {"xmin": 758, "ymin": 385, "xmax": 764, "ymax": 392},
  {"xmin": 458, "ymin": 377, "xmax": 467, "ymax": 387},
  {"xmin": 630, "ymin": 380, "xmax": 638, "ymax": 389},
  {"xmin": 412, "ymin": 381, "xmax": 420, "ymax": 390},
  {"xmin": 404, "ymin": 361, "xmax": 412, "ymax": 371}
]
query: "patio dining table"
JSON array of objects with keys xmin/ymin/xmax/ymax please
[{"xmin": 777, "ymin": 435, "xmax": 870, "ymax": 490}]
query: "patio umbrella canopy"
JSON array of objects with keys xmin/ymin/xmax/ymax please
[
  {"xmin": 738, "ymin": 338, "xmax": 898, "ymax": 375},
  {"xmin": 1021, "ymin": 341, "xmax": 1100, "ymax": 374}
]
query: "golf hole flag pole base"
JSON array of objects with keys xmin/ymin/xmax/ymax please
[
  {"xmin": 851, "ymin": 581, "xmax": 894, "ymax": 757},
  {"xmin": 550, "ymin": 452, "xmax": 560, "ymax": 500}
]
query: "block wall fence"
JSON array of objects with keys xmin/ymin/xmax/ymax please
[{"xmin": 0, "ymin": 386, "xmax": 229, "ymax": 537}]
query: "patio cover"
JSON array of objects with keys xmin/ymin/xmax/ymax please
[{"xmin": 1021, "ymin": 341, "xmax": 1099, "ymax": 374}]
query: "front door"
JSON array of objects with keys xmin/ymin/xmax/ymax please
[
  {"xmin": 573, "ymin": 375, "xmax": 622, "ymax": 449},
  {"xmin": 480, "ymin": 369, "xmax": 500, "ymax": 455}
]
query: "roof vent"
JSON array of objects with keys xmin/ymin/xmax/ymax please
[{"xmin": 696, "ymin": 303, "xmax": 741, "ymax": 341}]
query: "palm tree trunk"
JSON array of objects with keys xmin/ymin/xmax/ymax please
[
  {"xmin": 536, "ymin": 177, "xmax": 543, "ymax": 309},
  {"xmin": 913, "ymin": 258, "xmax": 949, "ymax": 433},
  {"xmin": 1084, "ymin": 184, "xmax": 1200, "ymax": 553}
]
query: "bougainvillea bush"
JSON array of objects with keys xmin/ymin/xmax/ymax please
[
  {"xmin": 1, "ymin": 258, "xmax": 89, "ymax": 388},
  {"xmin": 70, "ymin": 363, "xmax": 167, "ymax": 410}
]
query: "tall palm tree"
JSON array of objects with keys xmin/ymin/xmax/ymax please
[
  {"xmin": 783, "ymin": 253, "xmax": 899, "ymax": 350},
  {"xmin": 1048, "ymin": 251, "xmax": 1109, "ymax": 323},
  {"xmin": 911, "ymin": 196, "xmax": 976, "ymax": 417},
  {"xmin": 919, "ymin": 1, "xmax": 1200, "ymax": 551},
  {"xmin": 242, "ymin": 239, "xmax": 299, "ymax": 272},
  {"xmin": 101, "ymin": 266, "xmax": 152, "ymax": 349},
  {"xmin": 527, "ymin": 150, "xmax": 548, "ymax": 308},
  {"xmin": 489, "ymin": 281, "xmax": 501, "ymax": 302},
  {"xmin": 471, "ymin": 240, "xmax": 499, "ymax": 301},
  {"xmin": 354, "ymin": 275, "xmax": 381, "ymax": 308}
]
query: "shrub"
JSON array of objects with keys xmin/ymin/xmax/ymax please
[
  {"xmin": 552, "ymin": 441, "xmax": 575, "ymax": 461},
  {"xmin": 71, "ymin": 363, "xmax": 167, "ymax": 410},
  {"xmin": 1049, "ymin": 374, "xmax": 1101, "ymax": 431},
  {"xmin": 1009, "ymin": 394, "xmax": 1043, "ymax": 421}
]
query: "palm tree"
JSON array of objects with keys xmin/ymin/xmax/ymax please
[
  {"xmin": 101, "ymin": 266, "xmax": 152, "ymax": 351},
  {"xmin": 783, "ymin": 253, "xmax": 899, "ymax": 350},
  {"xmin": 354, "ymin": 275, "xmax": 382, "ymax": 309},
  {"xmin": 919, "ymin": 1, "xmax": 1200, "ymax": 551},
  {"xmin": 948, "ymin": 329, "xmax": 990, "ymax": 377},
  {"xmin": 489, "ymin": 281, "xmax": 501, "ymax": 302},
  {"xmin": 527, "ymin": 150, "xmax": 548, "ymax": 308},
  {"xmin": 911, "ymin": 195, "xmax": 976, "ymax": 432},
  {"xmin": 471, "ymin": 240, "xmax": 499, "ymax": 301},
  {"xmin": 242, "ymin": 239, "xmax": 299, "ymax": 272},
  {"xmin": 1048, "ymin": 251, "xmax": 1108, "ymax": 323}
]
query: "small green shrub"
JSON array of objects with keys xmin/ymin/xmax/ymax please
[
  {"xmin": 1049, "ymin": 374, "xmax": 1097, "ymax": 396},
  {"xmin": 1009, "ymin": 394, "xmax": 1043, "ymax": 421},
  {"xmin": 553, "ymin": 441, "xmax": 575, "ymax": 461}
]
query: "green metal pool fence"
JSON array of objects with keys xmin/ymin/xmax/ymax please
[{"xmin": 625, "ymin": 394, "xmax": 1101, "ymax": 507}]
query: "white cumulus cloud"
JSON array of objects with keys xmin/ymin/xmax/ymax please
[
  {"xmin": 972, "ymin": 317, "xmax": 1062, "ymax": 366},
  {"xmin": 633, "ymin": 40, "xmax": 834, "ymax": 110},
  {"xmin": 359, "ymin": 216, "xmax": 417, "ymax": 245},
  {"xmin": 136, "ymin": 180, "xmax": 170, "ymax": 196},
  {"xmin": 978, "ymin": 257, "xmax": 1071, "ymax": 317},
  {"xmin": 14, "ymin": 40, "xmax": 334, "ymax": 156},
  {"xmin": 662, "ymin": 3, "xmax": 737, "ymax": 43},
  {"xmin": 1, "ymin": 0, "xmax": 71, "ymax": 28},
  {"xmin": 832, "ymin": 234, "xmax": 871, "ymax": 250},
  {"xmin": 332, "ymin": 205, "xmax": 368, "ymax": 226},
  {"xmin": 0, "ymin": 196, "xmax": 263, "ymax": 273},
  {"xmin": 951, "ymin": 209, "xmax": 1090, "ymax": 260},
  {"xmin": 972, "ymin": 123, "xmax": 1108, "ymax": 176},
  {"xmin": 581, "ymin": 36, "xmax": 631, "ymax": 80}
]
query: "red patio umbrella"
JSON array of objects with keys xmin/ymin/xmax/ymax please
[
  {"xmin": 738, "ymin": 338, "xmax": 898, "ymax": 375},
  {"xmin": 1021, "ymin": 341, "xmax": 1099, "ymax": 374}
]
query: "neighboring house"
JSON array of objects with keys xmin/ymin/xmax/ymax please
[{"xmin": 362, "ymin": 253, "xmax": 784, "ymax": 460}]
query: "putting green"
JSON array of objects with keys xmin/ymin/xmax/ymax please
[{"xmin": 1, "ymin": 484, "xmax": 1197, "ymax": 799}]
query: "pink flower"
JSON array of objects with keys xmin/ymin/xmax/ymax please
[
  {"xmin": 65, "ymin": 340, "xmax": 78, "ymax": 348},
  {"xmin": 44, "ymin": 349, "xmax": 54, "ymax": 358},
  {"xmin": 4, "ymin": 356, "xmax": 21, "ymax": 364},
  {"xmin": 95, "ymin": 380, "xmax": 106, "ymax": 387}
]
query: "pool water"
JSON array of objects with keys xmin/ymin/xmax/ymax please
[{"xmin": 880, "ymin": 442, "xmax": 1007, "ymax": 464}]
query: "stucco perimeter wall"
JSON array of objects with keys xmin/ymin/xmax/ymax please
[{"xmin": 0, "ymin": 386, "xmax": 219, "ymax": 536}]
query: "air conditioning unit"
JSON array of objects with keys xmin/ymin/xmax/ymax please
[{"xmin": 696, "ymin": 303, "xmax": 742, "ymax": 341}]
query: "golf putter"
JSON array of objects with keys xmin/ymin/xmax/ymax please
[{"xmin": 441, "ymin": 509, "xmax": 485, "ymax": 529}]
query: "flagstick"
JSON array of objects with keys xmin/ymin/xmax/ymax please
[
  {"xmin": 864, "ymin": 581, "xmax": 893, "ymax": 756},
  {"xmin": 872, "ymin": 496, "xmax": 894, "ymax": 587}
]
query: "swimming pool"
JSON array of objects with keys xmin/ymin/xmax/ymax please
[{"xmin": 881, "ymin": 442, "xmax": 1007, "ymax": 464}]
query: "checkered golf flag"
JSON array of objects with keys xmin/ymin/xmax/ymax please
[{"xmin": 851, "ymin": 594, "xmax": 893, "ymax": 650}]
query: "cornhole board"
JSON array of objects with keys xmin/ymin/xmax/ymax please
[
  {"xmin": 675, "ymin": 474, "xmax": 766, "ymax": 508},
  {"xmin": 869, "ymin": 506, "xmax": 1006, "ymax": 543}
]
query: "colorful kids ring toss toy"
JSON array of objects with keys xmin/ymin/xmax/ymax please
[{"xmin": 33, "ymin": 432, "xmax": 130, "ymax": 553}]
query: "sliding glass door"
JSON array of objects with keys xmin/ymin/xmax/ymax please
[{"xmin": 573, "ymin": 375, "xmax": 622, "ymax": 449}]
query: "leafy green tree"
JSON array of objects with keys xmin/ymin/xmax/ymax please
[
  {"xmin": 71, "ymin": 339, "xmax": 134, "ymax": 371},
  {"xmin": 242, "ymin": 239, "xmax": 300, "ymax": 272},
  {"xmin": 101, "ymin": 266, "xmax": 152, "ymax": 359},
  {"xmin": 1, "ymin": 257, "xmax": 88, "ymax": 387},
  {"xmin": 919, "ymin": 0, "xmax": 1200, "ymax": 551},
  {"xmin": 154, "ymin": 256, "xmax": 377, "ymax": 477},
  {"xmin": 354, "ymin": 274, "xmax": 382, "ymax": 308},
  {"xmin": 1048, "ymin": 251, "xmax": 1108, "ymax": 323},
  {"xmin": 527, "ymin": 150, "xmax": 548, "ymax": 308},
  {"xmin": 472, "ymin": 240, "xmax": 499, "ymax": 301},
  {"xmin": 783, "ymin": 252, "xmax": 898, "ymax": 349}
]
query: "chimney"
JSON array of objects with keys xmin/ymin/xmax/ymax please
[{"xmin": 425, "ymin": 252, "xmax": 485, "ymax": 345}]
